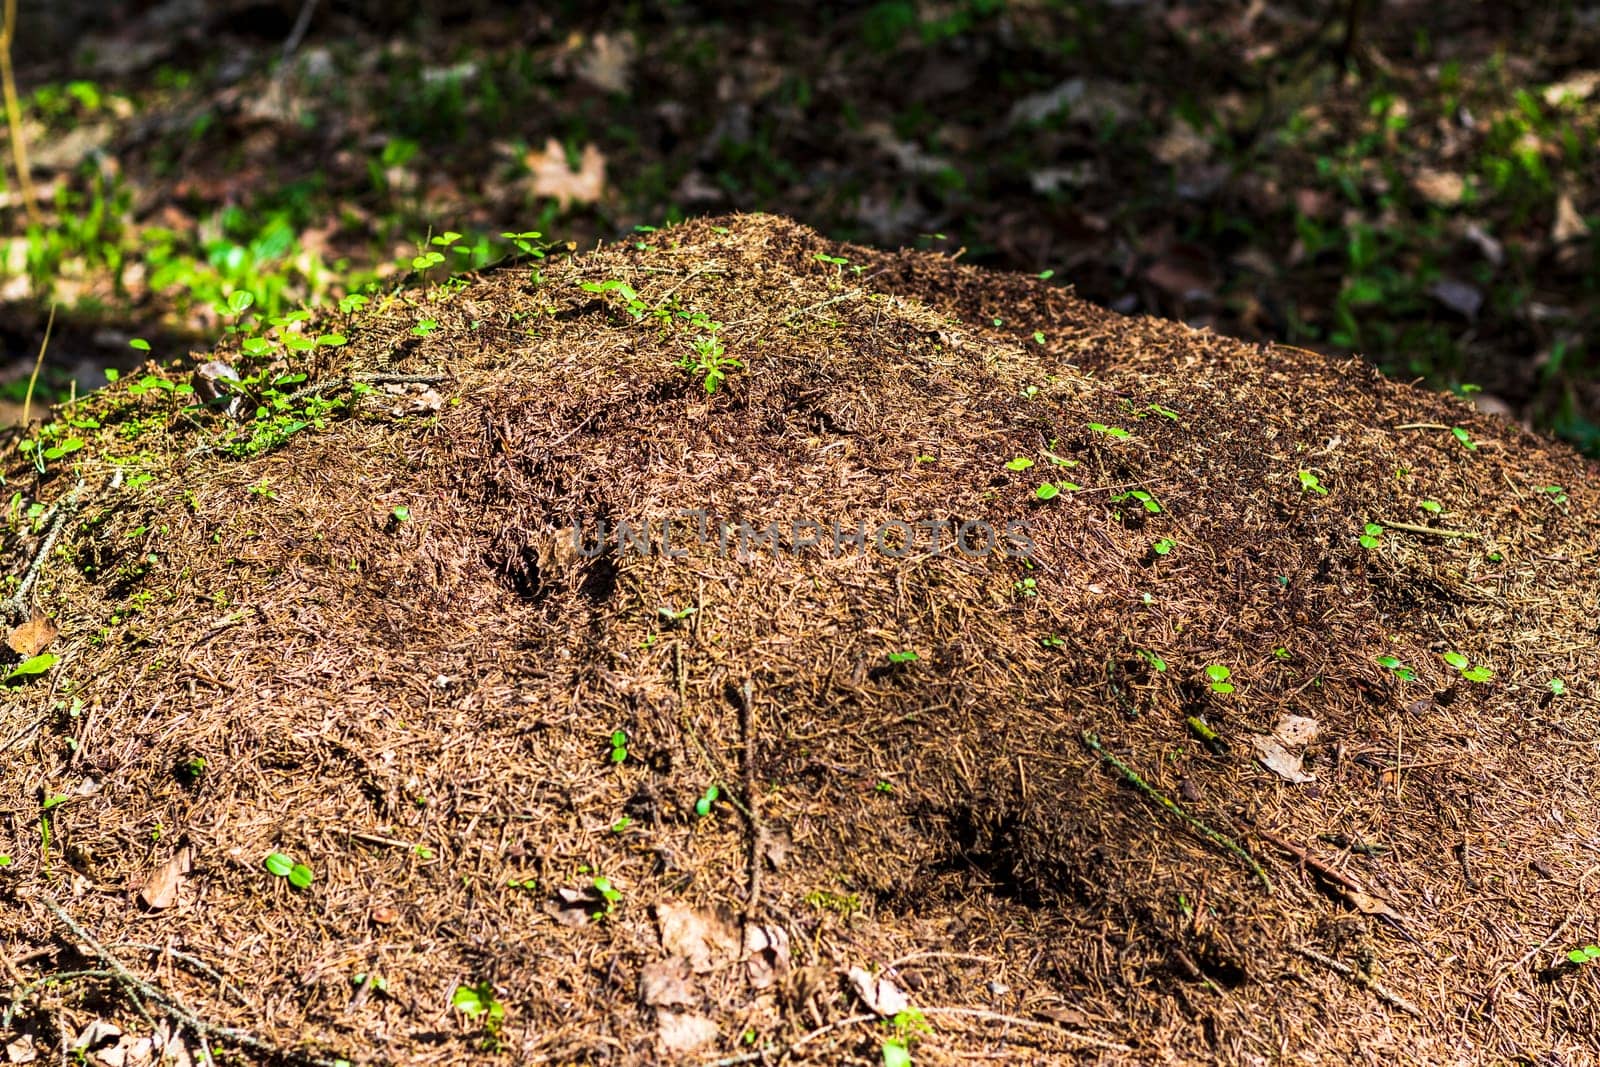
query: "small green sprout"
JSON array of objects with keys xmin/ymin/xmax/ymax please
[
  {"xmin": 1088, "ymin": 422, "xmax": 1130, "ymax": 438},
  {"xmin": 611, "ymin": 816, "xmax": 632, "ymax": 834},
  {"xmin": 264, "ymin": 852, "xmax": 315, "ymax": 889},
  {"xmin": 1037, "ymin": 269, "xmax": 1055, "ymax": 280},
  {"xmin": 591, "ymin": 876, "xmax": 623, "ymax": 911},
  {"xmin": 1376, "ymin": 655, "xmax": 1416, "ymax": 682},
  {"xmin": 1035, "ymin": 483, "xmax": 1060, "ymax": 501},
  {"xmin": 1359, "ymin": 522, "xmax": 1383, "ymax": 549},
  {"xmin": 1538, "ymin": 485, "xmax": 1569, "ymax": 506},
  {"xmin": 1111, "ymin": 489, "xmax": 1162, "ymax": 513},
  {"xmin": 694, "ymin": 785, "xmax": 720, "ymax": 817},
  {"xmin": 1137, "ymin": 649, "xmax": 1167, "ymax": 671},
  {"xmin": 1451, "ymin": 427, "xmax": 1478, "ymax": 451},
  {"xmin": 1297, "ymin": 470, "xmax": 1328, "ymax": 495},
  {"xmin": 1151, "ymin": 538, "xmax": 1176, "ymax": 556},
  {"xmin": 5, "ymin": 653, "xmax": 58, "ymax": 681},
  {"xmin": 1418, "ymin": 500, "xmax": 1443, "ymax": 514},
  {"xmin": 1441, "ymin": 651, "xmax": 1492, "ymax": 683},
  {"xmin": 1566, "ymin": 945, "xmax": 1600, "ymax": 966},
  {"xmin": 1032, "ymin": 330, "xmax": 1046, "ymax": 344},
  {"xmin": 1040, "ymin": 635, "xmax": 1065, "ymax": 649},
  {"xmin": 1272, "ymin": 647, "xmax": 1291, "ymax": 661},
  {"xmin": 886, "ymin": 650, "xmax": 919, "ymax": 664},
  {"xmin": 609, "ymin": 730, "xmax": 628, "ymax": 763},
  {"xmin": 129, "ymin": 338, "xmax": 150, "ymax": 352},
  {"xmin": 1204, "ymin": 664, "xmax": 1234, "ymax": 694},
  {"xmin": 1548, "ymin": 678, "xmax": 1566, "ymax": 696},
  {"xmin": 412, "ymin": 319, "xmax": 438, "ymax": 338},
  {"xmin": 391, "ymin": 505, "xmax": 411, "ymax": 524},
  {"xmin": 1013, "ymin": 577, "xmax": 1037, "ymax": 597},
  {"xmin": 1004, "ymin": 457, "xmax": 1035, "ymax": 471}
]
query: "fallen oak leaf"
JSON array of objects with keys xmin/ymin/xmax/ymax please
[
  {"xmin": 5, "ymin": 610, "xmax": 58, "ymax": 657},
  {"xmin": 137, "ymin": 847, "xmax": 193, "ymax": 910}
]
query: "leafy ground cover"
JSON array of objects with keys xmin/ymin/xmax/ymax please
[{"xmin": 0, "ymin": 1, "xmax": 1597, "ymax": 447}]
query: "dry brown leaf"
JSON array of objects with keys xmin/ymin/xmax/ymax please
[
  {"xmin": 524, "ymin": 139, "xmax": 606, "ymax": 208},
  {"xmin": 1552, "ymin": 193, "xmax": 1589, "ymax": 244},
  {"xmin": 639, "ymin": 958, "xmax": 694, "ymax": 1008},
  {"xmin": 1411, "ymin": 168, "xmax": 1465, "ymax": 206},
  {"xmin": 743, "ymin": 923, "xmax": 790, "ymax": 989},
  {"xmin": 655, "ymin": 1012, "xmax": 718, "ymax": 1054},
  {"xmin": 576, "ymin": 33, "xmax": 636, "ymax": 94},
  {"xmin": 1273, "ymin": 714, "xmax": 1319, "ymax": 747},
  {"xmin": 1252, "ymin": 735, "xmax": 1315, "ymax": 784},
  {"xmin": 137, "ymin": 847, "xmax": 191, "ymax": 911},
  {"xmin": 656, "ymin": 901, "xmax": 740, "ymax": 973},
  {"xmin": 848, "ymin": 966, "xmax": 909, "ymax": 1017},
  {"xmin": 6, "ymin": 611, "xmax": 58, "ymax": 657}
]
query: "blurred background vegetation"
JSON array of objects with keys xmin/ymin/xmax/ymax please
[{"xmin": 1, "ymin": 0, "xmax": 1596, "ymax": 450}]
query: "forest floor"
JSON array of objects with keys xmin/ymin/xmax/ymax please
[
  {"xmin": 0, "ymin": 1, "xmax": 1597, "ymax": 446},
  {"xmin": 0, "ymin": 213, "xmax": 1597, "ymax": 1066}
]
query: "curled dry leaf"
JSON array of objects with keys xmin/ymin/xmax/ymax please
[
  {"xmin": 369, "ymin": 905, "xmax": 399, "ymax": 925},
  {"xmin": 848, "ymin": 966, "xmax": 909, "ymax": 1017},
  {"xmin": 1252, "ymin": 735, "xmax": 1315, "ymax": 784},
  {"xmin": 137, "ymin": 847, "xmax": 192, "ymax": 911},
  {"xmin": 743, "ymin": 922, "xmax": 791, "ymax": 989},
  {"xmin": 5, "ymin": 611, "xmax": 58, "ymax": 658}
]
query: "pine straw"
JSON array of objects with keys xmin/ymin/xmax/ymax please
[{"xmin": 1, "ymin": 214, "xmax": 1597, "ymax": 1065}]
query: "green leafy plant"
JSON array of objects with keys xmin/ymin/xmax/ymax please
[
  {"xmin": 886, "ymin": 649, "xmax": 919, "ymax": 664},
  {"xmin": 264, "ymin": 851, "xmax": 315, "ymax": 889},
  {"xmin": 1441, "ymin": 651, "xmax": 1492, "ymax": 683},
  {"xmin": 1111, "ymin": 488, "xmax": 1162, "ymax": 513},
  {"xmin": 1004, "ymin": 456, "xmax": 1034, "ymax": 471},
  {"xmin": 1204, "ymin": 664, "xmax": 1234, "ymax": 694},
  {"xmin": 5, "ymin": 653, "xmax": 58, "ymax": 682},
  {"xmin": 609, "ymin": 730, "xmax": 628, "ymax": 763},
  {"xmin": 1013, "ymin": 576, "xmax": 1037, "ymax": 597},
  {"xmin": 1566, "ymin": 945, "xmax": 1600, "ymax": 966},
  {"xmin": 694, "ymin": 784, "xmax": 720, "ymax": 817},
  {"xmin": 1359, "ymin": 522, "xmax": 1384, "ymax": 549},
  {"xmin": 1451, "ymin": 427, "xmax": 1479, "ymax": 451},
  {"xmin": 1376, "ymin": 654, "xmax": 1416, "ymax": 682},
  {"xmin": 1548, "ymin": 678, "xmax": 1566, "ymax": 696},
  {"xmin": 1088, "ymin": 422, "xmax": 1130, "ymax": 439},
  {"xmin": 452, "ymin": 981, "xmax": 506, "ymax": 1051},
  {"xmin": 1152, "ymin": 538, "xmax": 1176, "ymax": 556},
  {"xmin": 1297, "ymin": 470, "xmax": 1328, "ymax": 495},
  {"xmin": 1137, "ymin": 649, "xmax": 1167, "ymax": 672},
  {"xmin": 1418, "ymin": 499, "xmax": 1443, "ymax": 514}
]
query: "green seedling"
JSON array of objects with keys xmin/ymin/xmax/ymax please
[
  {"xmin": 1548, "ymin": 678, "xmax": 1566, "ymax": 696},
  {"xmin": 1037, "ymin": 269, "xmax": 1055, "ymax": 280},
  {"xmin": 609, "ymin": 730, "xmax": 628, "ymax": 763},
  {"xmin": 1204, "ymin": 664, "xmax": 1234, "ymax": 694},
  {"xmin": 391, "ymin": 506, "xmax": 411, "ymax": 524},
  {"xmin": 657, "ymin": 605, "xmax": 696, "ymax": 625},
  {"xmin": 1451, "ymin": 427, "xmax": 1478, "ymax": 451},
  {"xmin": 611, "ymin": 816, "xmax": 632, "ymax": 834},
  {"xmin": 1032, "ymin": 330, "xmax": 1046, "ymax": 344},
  {"xmin": 1566, "ymin": 945, "xmax": 1600, "ymax": 966},
  {"xmin": 694, "ymin": 785, "xmax": 720, "ymax": 817},
  {"xmin": 1088, "ymin": 422, "xmax": 1130, "ymax": 438},
  {"xmin": 1013, "ymin": 577, "xmax": 1037, "ymax": 597},
  {"xmin": 1359, "ymin": 522, "xmax": 1383, "ymax": 549},
  {"xmin": 264, "ymin": 851, "xmax": 315, "ymax": 889},
  {"xmin": 1297, "ymin": 470, "xmax": 1328, "ymax": 495},
  {"xmin": 1111, "ymin": 489, "xmax": 1162, "ymax": 513},
  {"xmin": 1376, "ymin": 655, "xmax": 1416, "ymax": 681},
  {"xmin": 1004, "ymin": 457, "xmax": 1034, "ymax": 471},
  {"xmin": 886, "ymin": 650, "xmax": 919, "ymax": 664},
  {"xmin": 1537, "ymin": 485, "xmax": 1569, "ymax": 506},
  {"xmin": 1040, "ymin": 634, "xmax": 1065, "ymax": 649},
  {"xmin": 1418, "ymin": 500, "xmax": 1443, "ymax": 514},
  {"xmin": 1136, "ymin": 649, "xmax": 1167, "ymax": 671},
  {"xmin": 1152, "ymin": 538, "xmax": 1176, "ymax": 556},
  {"xmin": 412, "ymin": 319, "xmax": 438, "ymax": 337},
  {"xmin": 451, "ymin": 981, "xmax": 505, "ymax": 1051},
  {"xmin": 1441, "ymin": 652, "xmax": 1492, "ymax": 683},
  {"xmin": 591, "ymin": 876, "xmax": 623, "ymax": 914}
]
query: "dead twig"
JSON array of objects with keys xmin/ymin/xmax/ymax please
[{"xmin": 1292, "ymin": 945, "xmax": 1422, "ymax": 1018}]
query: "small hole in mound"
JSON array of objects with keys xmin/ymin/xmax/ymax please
[
  {"xmin": 580, "ymin": 555, "xmax": 619, "ymax": 602},
  {"xmin": 489, "ymin": 544, "xmax": 543, "ymax": 603}
]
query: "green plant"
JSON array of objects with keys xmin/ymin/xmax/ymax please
[
  {"xmin": 1137, "ymin": 649, "xmax": 1167, "ymax": 671},
  {"xmin": 1418, "ymin": 499, "xmax": 1443, "ymax": 514},
  {"xmin": 1451, "ymin": 426, "xmax": 1478, "ymax": 451},
  {"xmin": 1376, "ymin": 655, "xmax": 1416, "ymax": 682},
  {"xmin": 1204, "ymin": 664, "xmax": 1234, "ymax": 694},
  {"xmin": 1151, "ymin": 537, "xmax": 1176, "ymax": 556},
  {"xmin": 694, "ymin": 784, "xmax": 720, "ymax": 817},
  {"xmin": 4, "ymin": 653, "xmax": 57, "ymax": 681},
  {"xmin": 1088, "ymin": 422, "xmax": 1130, "ymax": 439},
  {"xmin": 1297, "ymin": 470, "xmax": 1328, "ymax": 495},
  {"xmin": 1111, "ymin": 488, "xmax": 1162, "ymax": 513},
  {"xmin": 1013, "ymin": 576, "xmax": 1037, "ymax": 597},
  {"xmin": 609, "ymin": 729, "xmax": 628, "ymax": 763},
  {"xmin": 1004, "ymin": 456, "xmax": 1034, "ymax": 471},
  {"xmin": 451, "ymin": 981, "xmax": 506, "ymax": 1051},
  {"xmin": 1566, "ymin": 945, "xmax": 1600, "ymax": 966},
  {"xmin": 1442, "ymin": 651, "xmax": 1492, "ymax": 683},
  {"xmin": 886, "ymin": 649, "xmax": 919, "ymax": 664},
  {"xmin": 1548, "ymin": 678, "xmax": 1566, "ymax": 696},
  {"xmin": 264, "ymin": 851, "xmax": 315, "ymax": 889},
  {"xmin": 682, "ymin": 329, "xmax": 742, "ymax": 394},
  {"xmin": 590, "ymin": 876, "xmax": 623, "ymax": 915},
  {"xmin": 1359, "ymin": 522, "xmax": 1384, "ymax": 549}
]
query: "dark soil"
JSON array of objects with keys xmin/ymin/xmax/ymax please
[{"xmin": 1, "ymin": 215, "xmax": 1597, "ymax": 1065}]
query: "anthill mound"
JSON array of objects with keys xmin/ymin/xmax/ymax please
[{"xmin": 1, "ymin": 215, "xmax": 1598, "ymax": 1066}]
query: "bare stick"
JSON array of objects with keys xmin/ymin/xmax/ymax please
[
  {"xmin": 0, "ymin": 0, "xmax": 40, "ymax": 227},
  {"xmin": 20, "ymin": 303, "xmax": 56, "ymax": 428}
]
